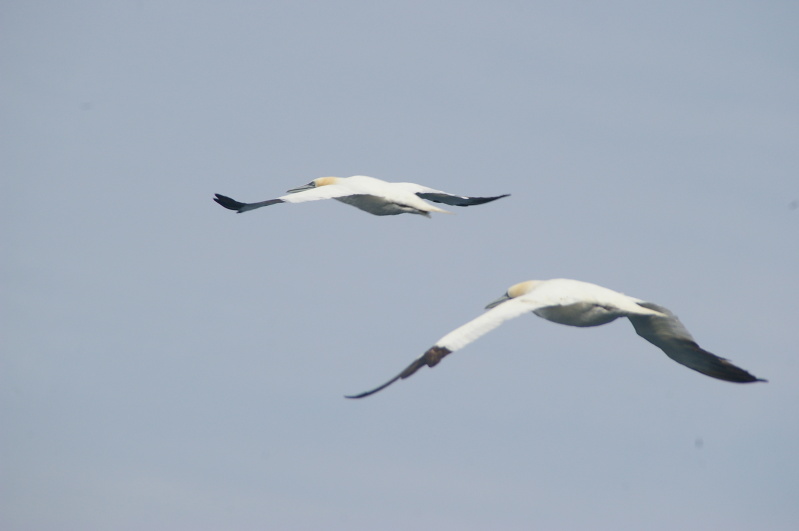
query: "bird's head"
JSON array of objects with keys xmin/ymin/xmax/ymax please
[
  {"xmin": 485, "ymin": 280, "xmax": 541, "ymax": 309},
  {"xmin": 286, "ymin": 176, "xmax": 339, "ymax": 193}
]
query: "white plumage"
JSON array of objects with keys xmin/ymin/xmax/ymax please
[
  {"xmin": 347, "ymin": 278, "xmax": 766, "ymax": 398},
  {"xmin": 214, "ymin": 175, "xmax": 509, "ymax": 217}
]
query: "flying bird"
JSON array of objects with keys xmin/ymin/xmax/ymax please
[
  {"xmin": 346, "ymin": 278, "xmax": 766, "ymax": 398},
  {"xmin": 214, "ymin": 175, "xmax": 509, "ymax": 217}
]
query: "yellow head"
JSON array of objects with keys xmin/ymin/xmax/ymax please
[
  {"xmin": 313, "ymin": 176, "xmax": 339, "ymax": 187},
  {"xmin": 286, "ymin": 176, "xmax": 340, "ymax": 194},
  {"xmin": 507, "ymin": 280, "xmax": 541, "ymax": 299},
  {"xmin": 486, "ymin": 281, "xmax": 541, "ymax": 309}
]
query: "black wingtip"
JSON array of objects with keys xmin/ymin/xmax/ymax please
[
  {"xmin": 714, "ymin": 357, "xmax": 767, "ymax": 384},
  {"xmin": 455, "ymin": 193, "xmax": 510, "ymax": 207},
  {"xmin": 416, "ymin": 192, "xmax": 511, "ymax": 207},
  {"xmin": 344, "ymin": 346, "xmax": 453, "ymax": 399},
  {"xmin": 213, "ymin": 193, "xmax": 246, "ymax": 212},
  {"xmin": 693, "ymin": 354, "xmax": 767, "ymax": 384},
  {"xmin": 344, "ymin": 374, "xmax": 403, "ymax": 399}
]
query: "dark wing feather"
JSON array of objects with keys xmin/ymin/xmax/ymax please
[
  {"xmin": 628, "ymin": 302, "xmax": 766, "ymax": 383},
  {"xmin": 345, "ymin": 346, "xmax": 452, "ymax": 399},
  {"xmin": 416, "ymin": 192, "xmax": 509, "ymax": 207},
  {"xmin": 214, "ymin": 194, "xmax": 283, "ymax": 213}
]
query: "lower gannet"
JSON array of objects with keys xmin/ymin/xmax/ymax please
[
  {"xmin": 347, "ymin": 278, "xmax": 766, "ymax": 398},
  {"xmin": 214, "ymin": 175, "xmax": 509, "ymax": 217}
]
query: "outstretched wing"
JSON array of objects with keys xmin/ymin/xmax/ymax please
[
  {"xmin": 214, "ymin": 184, "xmax": 354, "ymax": 213},
  {"xmin": 393, "ymin": 182, "xmax": 509, "ymax": 207},
  {"xmin": 628, "ymin": 302, "xmax": 766, "ymax": 383},
  {"xmin": 346, "ymin": 297, "xmax": 540, "ymax": 399},
  {"xmin": 416, "ymin": 191, "xmax": 510, "ymax": 206}
]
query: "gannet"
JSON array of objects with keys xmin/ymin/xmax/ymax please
[
  {"xmin": 347, "ymin": 278, "xmax": 766, "ymax": 398},
  {"xmin": 214, "ymin": 175, "xmax": 509, "ymax": 217}
]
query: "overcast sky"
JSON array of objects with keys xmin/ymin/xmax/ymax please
[{"xmin": 3, "ymin": 1, "xmax": 798, "ymax": 529}]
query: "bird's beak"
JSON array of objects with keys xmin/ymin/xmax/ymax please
[
  {"xmin": 485, "ymin": 293, "xmax": 511, "ymax": 309},
  {"xmin": 286, "ymin": 182, "xmax": 316, "ymax": 194}
]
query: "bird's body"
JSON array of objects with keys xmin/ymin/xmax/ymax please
[
  {"xmin": 214, "ymin": 175, "xmax": 509, "ymax": 217},
  {"xmin": 347, "ymin": 278, "xmax": 765, "ymax": 398}
]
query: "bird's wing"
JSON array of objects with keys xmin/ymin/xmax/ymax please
[
  {"xmin": 417, "ymin": 191, "xmax": 510, "ymax": 206},
  {"xmin": 394, "ymin": 182, "xmax": 509, "ymax": 207},
  {"xmin": 346, "ymin": 297, "xmax": 541, "ymax": 398},
  {"xmin": 213, "ymin": 186, "xmax": 354, "ymax": 213},
  {"xmin": 213, "ymin": 194, "xmax": 283, "ymax": 213},
  {"xmin": 628, "ymin": 302, "xmax": 765, "ymax": 383}
]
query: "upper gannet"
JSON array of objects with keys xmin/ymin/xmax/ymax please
[
  {"xmin": 347, "ymin": 278, "xmax": 766, "ymax": 398},
  {"xmin": 214, "ymin": 175, "xmax": 509, "ymax": 217}
]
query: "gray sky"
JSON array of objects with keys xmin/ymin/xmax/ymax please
[{"xmin": 3, "ymin": 1, "xmax": 798, "ymax": 529}]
